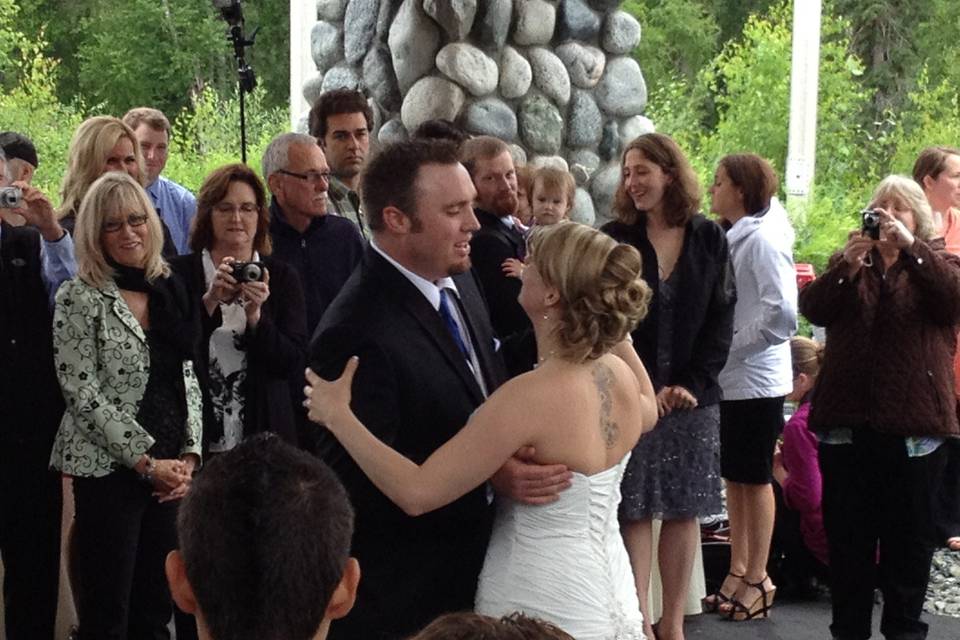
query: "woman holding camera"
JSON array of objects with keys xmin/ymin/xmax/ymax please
[
  {"xmin": 799, "ymin": 175, "xmax": 960, "ymax": 640},
  {"xmin": 51, "ymin": 172, "xmax": 201, "ymax": 639},
  {"xmin": 171, "ymin": 164, "xmax": 306, "ymax": 455}
]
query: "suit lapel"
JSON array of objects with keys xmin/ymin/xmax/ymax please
[
  {"xmin": 452, "ymin": 270, "xmax": 506, "ymax": 392},
  {"xmin": 367, "ymin": 251, "xmax": 485, "ymax": 404},
  {"xmin": 476, "ymin": 209, "xmax": 525, "ymax": 259}
]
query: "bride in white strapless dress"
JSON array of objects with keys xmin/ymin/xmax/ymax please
[
  {"xmin": 305, "ymin": 223, "xmax": 658, "ymax": 639},
  {"xmin": 477, "ymin": 453, "xmax": 644, "ymax": 640}
]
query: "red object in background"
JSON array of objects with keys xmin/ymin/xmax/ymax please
[{"xmin": 796, "ymin": 263, "xmax": 816, "ymax": 289}]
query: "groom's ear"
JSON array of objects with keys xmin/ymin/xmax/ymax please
[
  {"xmin": 166, "ymin": 550, "xmax": 199, "ymax": 615},
  {"xmin": 326, "ymin": 557, "xmax": 360, "ymax": 621}
]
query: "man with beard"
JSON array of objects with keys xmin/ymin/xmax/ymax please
[{"xmin": 461, "ymin": 136, "xmax": 531, "ymax": 340}]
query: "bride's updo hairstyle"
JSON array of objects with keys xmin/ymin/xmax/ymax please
[{"xmin": 527, "ymin": 222, "xmax": 651, "ymax": 362}]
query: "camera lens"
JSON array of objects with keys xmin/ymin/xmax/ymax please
[{"xmin": 242, "ymin": 264, "xmax": 263, "ymax": 281}]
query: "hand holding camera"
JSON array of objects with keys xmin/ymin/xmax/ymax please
[
  {"xmin": 1, "ymin": 182, "xmax": 64, "ymax": 242},
  {"xmin": 203, "ymin": 257, "xmax": 270, "ymax": 325}
]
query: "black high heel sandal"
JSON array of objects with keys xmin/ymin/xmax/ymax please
[
  {"xmin": 702, "ymin": 572, "xmax": 743, "ymax": 613},
  {"xmin": 725, "ymin": 575, "xmax": 776, "ymax": 621}
]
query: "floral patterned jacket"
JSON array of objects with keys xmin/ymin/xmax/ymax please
[{"xmin": 50, "ymin": 277, "xmax": 202, "ymax": 477}]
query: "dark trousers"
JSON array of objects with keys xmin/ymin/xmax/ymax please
[
  {"xmin": 73, "ymin": 470, "xmax": 178, "ymax": 640},
  {"xmin": 933, "ymin": 437, "xmax": 960, "ymax": 542},
  {"xmin": 819, "ymin": 429, "xmax": 947, "ymax": 640},
  {"xmin": 0, "ymin": 446, "xmax": 62, "ymax": 640}
]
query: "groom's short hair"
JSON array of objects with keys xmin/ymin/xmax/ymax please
[
  {"xmin": 361, "ymin": 138, "xmax": 461, "ymax": 232},
  {"xmin": 177, "ymin": 434, "xmax": 355, "ymax": 640},
  {"xmin": 411, "ymin": 612, "xmax": 575, "ymax": 639}
]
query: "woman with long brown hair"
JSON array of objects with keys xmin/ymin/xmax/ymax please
[{"xmin": 602, "ymin": 133, "xmax": 735, "ymax": 640}]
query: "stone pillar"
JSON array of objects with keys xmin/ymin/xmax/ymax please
[{"xmin": 294, "ymin": 0, "xmax": 651, "ymax": 226}]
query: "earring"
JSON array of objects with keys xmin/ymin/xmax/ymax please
[{"xmin": 542, "ymin": 313, "xmax": 549, "ymax": 321}]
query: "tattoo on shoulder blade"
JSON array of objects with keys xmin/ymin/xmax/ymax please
[{"xmin": 592, "ymin": 362, "xmax": 619, "ymax": 448}]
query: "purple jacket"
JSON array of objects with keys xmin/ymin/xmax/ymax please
[{"xmin": 781, "ymin": 401, "xmax": 829, "ymax": 566}]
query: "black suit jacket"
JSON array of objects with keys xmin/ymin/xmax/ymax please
[
  {"xmin": 309, "ymin": 246, "xmax": 506, "ymax": 639},
  {"xmin": 170, "ymin": 253, "xmax": 307, "ymax": 450},
  {"xmin": 469, "ymin": 208, "xmax": 531, "ymax": 338}
]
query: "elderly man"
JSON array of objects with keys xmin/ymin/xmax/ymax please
[
  {"xmin": 123, "ymin": 107, "xmax": 197, "ymax": 254},
  {"xmin": 0, "ymin": 146, "xmax": 74, "ymax": 640},
  {"xmin": 261, "ymin": 132, "xmax": 364, "ymax": 334},
  {"xmin": 309, "ymin": 89, "xmax": 372, "ymax": 237}
]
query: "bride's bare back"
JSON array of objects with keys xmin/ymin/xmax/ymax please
[{"xmin": 501, "ymin": 352, "xmax": 646, "ymax": 476}]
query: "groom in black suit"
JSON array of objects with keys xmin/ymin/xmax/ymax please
[{"xmin": 308, "ymin": 139, "xmax": 508, "ymax": 639}]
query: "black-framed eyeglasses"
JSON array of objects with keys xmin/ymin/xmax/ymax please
[
  {"xmin": 103, "ymin": 213, "xmax": 149, "ymax": 234},
  {"xmin": 277, "ymin": 169, "xmax": 331, "ymax": 184}
]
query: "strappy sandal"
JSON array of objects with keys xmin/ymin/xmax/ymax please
[
  {"xmin": 702, "ymin": 572, "xmax": 743, "ymax": 613},
  {"xmin": 725, "ymin": 575, "xmax": 776, "ymax": 621}
]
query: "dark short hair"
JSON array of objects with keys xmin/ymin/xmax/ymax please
[
  {"xmin": 122, "ymin": 107, "xmax": 172, "ymax": 136},
  {"xmin": 913, "ymin": 146, "xmax": 960, "ymax": 186},
  {"xmin": 190, "ymin": 163, "xmax": 272, "ymax": 255},
  {"xmin": 411, "ymin": 612, "xmax": 575, "ymax": 640},
  {"xmin": 361, "ymin": 139, "xmax": 461, "ymax": 232},
  {"xmin": 177, "ymin": 434, "xmax": 355, "ymax": 640},
  {"xmin": 0, "ymin": 131, "xmax": 38, "ymax": 168},
  {"xmin": 412, "ymin": 118, "xmax": 471, "ymax": 145},
  {"xmin": 308, "ymin": 89, "xmax": 373, "ymax": 141},
  {"xmin": 719, "ymin": 153, "xmax": 779, "ymax": 216},
  {"xmin": 614, "ymin": 133, "xmax": 701, "ymax": 227}
]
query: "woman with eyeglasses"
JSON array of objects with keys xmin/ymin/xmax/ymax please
[
  {"xmin": 51, "ymin": 171, "xmax": 202, "ymax": 639},
  {"xmin": 171, "ymin": 163, "xmax": 306, "ymax": 457}
]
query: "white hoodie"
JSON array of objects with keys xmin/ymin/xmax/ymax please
[{"xmin": 718, "ymin": 197, "xmax": 798, "ymax": 400}]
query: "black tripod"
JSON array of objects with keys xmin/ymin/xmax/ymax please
[{"xmin": 214, "ymin": 0, "xmax": 257, "ymax": 163}]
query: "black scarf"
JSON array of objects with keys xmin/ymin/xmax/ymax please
[{"xmin": 108, "ymin": 258, "xmax": 197, "ymax": 361}]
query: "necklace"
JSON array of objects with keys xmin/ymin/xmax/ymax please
[{"xmin": 534, "ymin": 349, "xmax": 557, "ymax": 369}]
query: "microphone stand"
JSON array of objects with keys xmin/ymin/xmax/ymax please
[{"xmin": 218, "ymin": 4, "xmax": 258, "ymax": 163}]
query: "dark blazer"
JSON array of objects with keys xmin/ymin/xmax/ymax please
[
  {"xmin": 602, "ymin": 214, "xmax": 736, "ymax": 406},
  {"xmin": 170, "ymin": 253, "xmax": 307, "ymax": 450},
  {"xmin": 0, "ymin": 223, "xmax": 64, "ymax": 452},
  {"xmin": 309, "ymin": 246, "xmax": 507, "ymax": 640},
  {"xmin": 469, "ymin": 208, "xmax": 531, "ymax": 338}
]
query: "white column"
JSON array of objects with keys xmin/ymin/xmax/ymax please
[
  {"xmin": 785, "ymin": 0, "xmax": 822, "ymax": 210},
  {"xmin": 289, "ymin": 0, "xmax": 316, "ymax": 130}
]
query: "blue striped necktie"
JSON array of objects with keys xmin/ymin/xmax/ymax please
[{"xmin": 438, "ymin": 288, "xmax": 469, "ymax": 359}]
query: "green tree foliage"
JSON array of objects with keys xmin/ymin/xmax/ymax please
[
  {"xmin": 9, "ymin": 0, "xmax": 289, "ymax": 116},
  {"xmin": 641, "ymin": 2, "xmax": 880, "ymax": 270},
  {"xmin": 164, "ymin": 85, "xmax": 288, "ymax": 193},
  {"xmin": 622, "ymin": 0, "xmax": 720, "ymax": 90}
]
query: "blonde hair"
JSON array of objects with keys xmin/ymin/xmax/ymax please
[
  {"xmin": 790, "ymin": 336, "xmax": 824, "ymax": 379},
  {"xmin": 74, "ymin": 172, "xmax": 168, "ymax": 288},
  {"xmin": 532, "ymin": 167, "xmax": 576, "ymax": 210},
  {"xmin": 869, "ymin": 175, "xmax": 937, "ymax": 241},
  {"xmin": 527, "ymin": 222, "xmax": 651, "ymax": 362},
  {"xmin": 59, "ymin": 116, "xmax": 144, "ymax": 219}
]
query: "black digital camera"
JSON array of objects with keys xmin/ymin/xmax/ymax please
[
  {"xmin": 231, "ymin": 261, "xmax": 266, "ymax": 283},
  {"xmin": 861, "ymin": 209, "xmax": 881, "ymax": 240}
]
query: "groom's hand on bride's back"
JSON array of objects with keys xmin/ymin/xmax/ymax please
[{"xmin": 490, "ymin": 446, "xmax": 573, "ymax": 505}]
